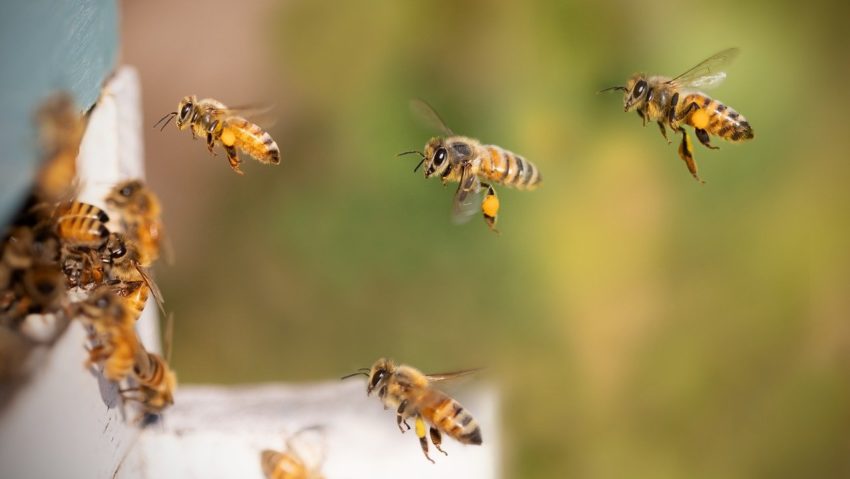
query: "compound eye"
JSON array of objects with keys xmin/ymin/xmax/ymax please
[
  {"xmin": 433, "ymin": 148, "xmax": 447, "ymax": 167},
  {"xmin": 95, "ymin": 297, "xmax": 109, "ymax": 308},
  {"xmin": 179, "ymin": 103, "xmax": 192, "ymax": 121},
  {"xmin": 111, "ymin": 244, "xmax": 127, "ymax": 259},
  {"xmin": 633, "ymin": 80, "xmax": 647, "ymax": 99},
  {"xmin": 120, "ymin": 186, "xmax": 133, "ymax": 197},
  {"xmin": 370, "ymin": 370, "xmax": 385, "ymax": 389}
]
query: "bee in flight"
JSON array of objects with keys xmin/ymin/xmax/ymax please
[
  {"xmin": 154, "ymin": 95, "xmax": 280, "ymax": 175},
  {"xmin": 343, "ymin": 358, "xmax": 483, "ymax": 463},
  {"xmin": 400, "ymin": 100, "xmax": 541, "ymax": 232},
  {"xmin": 602, "ymin": 48, "xmax": 754, "ymax": 183}
]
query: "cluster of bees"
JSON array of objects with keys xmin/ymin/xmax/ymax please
[{"xmin": 0, "ymin": 94, "xmax": 175, "ymax": 417}]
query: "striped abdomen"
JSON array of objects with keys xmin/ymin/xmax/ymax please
[
  {"xmin": 479, "ymin": 145, "xmax": 541, "ymax": 190},
  {"xmin": 56, "ymin": 215, "xmax": 109, "ymax": 248},
  {"xmin": 682, "ymin": 93, "xmax": 753, "ymax": 142},
  {"xmin": 260, "ymin": 450, "xmax": 309, "ymax": 479},
  {"xmin": 57, "ymin": 201, "xmax": 110, "ymax": 223},
  {"xmin": 222, "ymin": 117, "xmax": 281, "ymax": 164},
  {"xmin": 134, "ymin": 352, "xmax": 168, "ymax": 388},
  {"xmin": 419, "ymin": 390, "xmax": 482, "ymax": 445}
]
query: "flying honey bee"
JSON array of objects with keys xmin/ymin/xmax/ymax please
[
  {"xmin": 34, "ymin": 93, "xmax": 83, "ymax": 205},
  {"xmin": 77, "ymin": 288, "xmax": 141, "ymax": 382},
  {"xmin": 105, "ymin": 180, "xmax": 166, "ymax": 265},
  {"xmin": 155, "ymin": 95, "xmax": 281, "ymax": 175},
  {"xmin": 602, "ymin": 48, "xmax": 754, "ymax": 183},
  {"xmin": 343, "ymin": 358, "xmax": 483, "ymax": 463},
  {"xmin": 400, "ymin": 100, "xmax": 541, "ymax": 232},
  {"xmin": 260, "ymin": 429, "xmax": 326, "ymax": 479}
]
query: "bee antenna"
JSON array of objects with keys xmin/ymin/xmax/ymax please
[
  {"xmin": 413, "ymin": 158, "xmax": 426, "ymax": 173},
  {"xmin": 153, "ymin": 111, "xmax": 177, "ymax": 131},
  {"xmin": 597, "ymin": 86, "xmax": 627, "ymax": 94},
  {"xmin": 340, "ymin": 371, "xmax": 369, "ymax": 380},
  {"xmin": 397, "ymin": 150, "xmax": 425, "ymax": 158}
]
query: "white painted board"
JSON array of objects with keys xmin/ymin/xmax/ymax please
[{"xmin": 118, "ymin": 381, "xmax": 500, "ymax": 479}]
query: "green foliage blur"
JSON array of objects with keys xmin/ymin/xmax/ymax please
[{"xmin": 156, "ymin": 0, "xmax": 850, "ymax": 477}]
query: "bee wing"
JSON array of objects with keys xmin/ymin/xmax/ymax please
[
  {"xmin": 667, "ymin": 48, "xmax": 740, "ymax": 89},
  {"xmin": 426, "ymin": 367, "xmax": 485, "ymax": 383},
  {"xmin": 134, "ymin": 262, "xmax": 166, "ymax": 316},
  {"xmin": 451, "ymin": 163, "xmax": 482, "ymax": 225},
  {"xmin": 205, "ymin": 104, "xmax": 277, "ymax": 127},
  {"xmin": 410, "ymin": 99, "xmax": 455, "ymax": 136}
]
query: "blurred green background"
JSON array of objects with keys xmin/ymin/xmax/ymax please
[{"xmin": 125, "ymin": 0, "xmax": 850, "ymax": 477}]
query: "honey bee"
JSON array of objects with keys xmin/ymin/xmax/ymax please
[
  {"xmin": 401, "ymin": 100, "xmax": 541, "ymax": 232},
  {"xmin": 76, "ymin": 288, "xmax": 141, "ymax": 382},
  {"xmin": 105, "ymin": 180, "xmax": 165, "ymax": 265},
  {"xmin": 260, "ymin": 428, "xmax": 325, "ymax": 479},
  {"xmin": 123, "ymin": 313, "xmax": 177, "ymax": 414},
  {"xmin": 101, "ymin": 233, "xmax": 165, "ymax": 318},
  {"xmin": 34, "ymin": 93, "xmax": 83, "ymax": 205},
  {"xmin": 155, "ymin": 96, "xmax": 281, "ymax": 175},
  {"xmin": 344, "ymin": 358, "xmax": 483, "ymax": 463},
  {"xmin": 602, "ymin": 48, "xmax": 754, "ymax": 183}
]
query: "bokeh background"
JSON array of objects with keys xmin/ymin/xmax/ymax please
[{"xmin": 123, "ymin": 0, "xmax": 850, "ymax": 477}]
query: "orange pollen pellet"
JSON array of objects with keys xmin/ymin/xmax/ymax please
[{"xmin": 482, "ymin": 195, "xmax": 500, "ymax": 217}]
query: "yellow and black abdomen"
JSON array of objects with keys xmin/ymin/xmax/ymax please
[
  {"xmin": 479, "ymin": 145, "xmax": 541, "ymax": 190},
  {"xmin": 221, "ymin": 117, "xmax": 281, "ymax": 164},
  {"xmin": 682, "ymin": 93, "xmax": 754, "ymax": 142},
  {"xmin": 421, "ymin": 392, "xmax": 483, "ymax": 445}
]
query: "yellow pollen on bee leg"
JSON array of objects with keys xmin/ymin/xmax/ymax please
[
  {"xmin": 415, "ymin": 417, "xmax": 427, "ymax": 437},
  {"xmin": 220, "ymin": 128, "xmax": 236, "ymax": 147},
  {"xmin": 482, "ymin": 195, "xmax": 500, "ymax": 218},
  {"xmin": 690, "ymin": 109, "xmax": 709, "ymax": 130}
]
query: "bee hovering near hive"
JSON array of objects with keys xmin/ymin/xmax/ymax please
[
  {"xmin": 343, "ymin": 358, "xmax": 483, "ymax": 463},
  {"xmin": 155, "ymin": 96, "xmax": 280, "ymax": 175},
  {"xmin": 602, "ymin": 48, "xmax": 754, "ymax": 183},
  {"xmin": 400, "ymin": 100, "xmax": 541, "ymax": 233}
]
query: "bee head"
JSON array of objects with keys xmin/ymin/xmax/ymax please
[
  {"xmin": 623, "ymin": 74, "xmax": 649, "ymax": 112},
  {"xmin": 106, "ymin": 180, "xmax": 142, "ymax": 209},
  {"xmin": 422, "ymin": 138, "xmax": 450, "ymax": 179},
  {"xmin": 175, "ymin": 95, "xmax": 197, "ymax": 130},
  {"xmin": 366, "ymin": 357, "xmax": 395, "ymax": 396}
]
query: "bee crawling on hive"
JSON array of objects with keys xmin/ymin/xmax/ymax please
[
  {"xmin": 401, "ymin": 99, "xmax": 542, "ymax": 233},
  {"xmin": 343, "ymin": 358, "xmax": 483, "ymax": 463},
  {"xmin": 155, "ymin": 95, "xmax": 281, "ymax": 175},
  {"xmin": 601, "ymin": 48, "xmax": 754, "ymax": 183},
  {"xmin": 260, "ymin": 427, "xmax": 326, "ymax": 479}
]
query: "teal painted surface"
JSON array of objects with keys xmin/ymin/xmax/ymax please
[{"xmin": 0, "ymin": 0, "xmax": 118, "ymax": 225}]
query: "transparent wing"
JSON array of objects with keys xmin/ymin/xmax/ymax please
[
  {"xmin": 426, "ymin": 367, "xmax": 484, "ymax": 383},
  {"xmin": 451, "ymin": 163, "xmax": 481, "ymax": 224},
  {"xmin": 667, "ymin": 48, "xmax": 739, "ymax": 89},
  {"xmin": 204, "ymin": 104, "xmax": 277, "ymax": 126},
  {"xmin": 410, "ymin": 98, "xmax": 454, "ymax": 136},
  {"xmin": 135, "ymin": 262, "xmax": 166, "ymax": 316}
]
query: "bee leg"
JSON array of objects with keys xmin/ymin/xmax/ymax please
[
  {"xmin": 223, "ymin": 145, "xmax": 244, "ymax": 176},
  {"xmin": 430, "ymin": 427, "xmax": 448, "ymax": 456},
  {"xmin": 657, "ymin": 121, "xmax": 671, "ymax": 144},
  {"xmin": 695, "ymin": 128, "xmax": 719, "ymax": 150},
  {"xmin": 480, "ymin": 183, "xmax": 500, "ymax": 234},
  {"xmin": 637, "ymin": 109, "xmax": 646, "ymax": 126},
  {"xmin": 415, "ymin": 415, "xmax": 435, "ymax": 464},
  {"xmin": 397, "ymin": 400, "xmax": 411, "ymax": 432},
  {"xmin": 676, "ymin": 128, "xmax": 704, "ymax": 184},
  {"xmin": 205, "ymin": 132, "xmax": 217, "ymax": 155}
]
